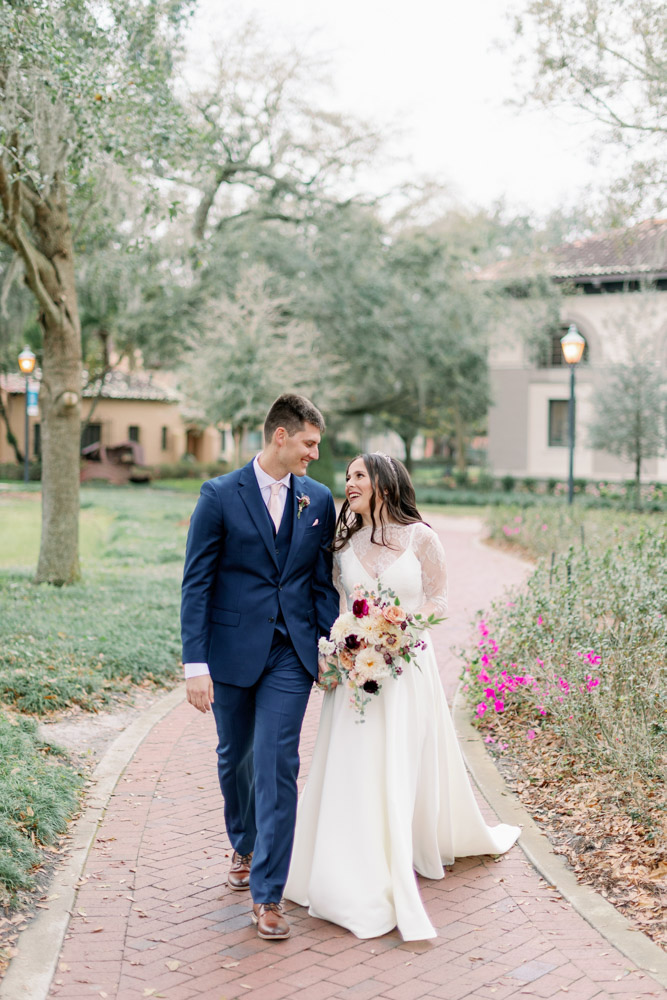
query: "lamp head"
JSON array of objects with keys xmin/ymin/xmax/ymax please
[
  {"xmin": 560, "ymin": 325, "xmax": 585, "ymax": 365},
  {"xmin": 18, "ymin": 347, "xmax": 36, "ymax": 375}
]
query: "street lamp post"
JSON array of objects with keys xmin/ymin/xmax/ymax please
[
  {"xmin": 18, "ymin": 347, "xmax": 36, "ymax": 486},
  {"xmin": 560, "ymin": 325, "xmax": 586, "ymax": 505}
]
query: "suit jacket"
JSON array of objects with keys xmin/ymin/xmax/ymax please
[{"xmin": 180, "ymin": 461, "xmax": 340, "ymax": 685}]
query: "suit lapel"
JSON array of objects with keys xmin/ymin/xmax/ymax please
[
  {"xmin": 238, "ymin": 462, "xmax": 279, "ymax": 568},
  {"xmin": 281, "ymin": 478, "xmax": 309, "ymax": 579}
]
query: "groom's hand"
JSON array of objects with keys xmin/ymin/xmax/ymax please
[{"xmin": 186, "ymin": 675, "xmax": 214, "ymax": 713}]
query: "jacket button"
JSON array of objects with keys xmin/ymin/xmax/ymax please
[{"xmin": 268, "ymin": 617, "xmax": 275, "ymax": 623}]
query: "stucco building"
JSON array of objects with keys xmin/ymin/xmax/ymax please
[
  {"xmin": 0, "ymin": 369, "xmax": 223, "ymax": 468},
  {"xmin": 486, "ymin": 219, "xmax": 667, "ymax": 483}
]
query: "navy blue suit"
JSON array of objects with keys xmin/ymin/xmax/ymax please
[{"xmin": 180, "ymin": 461, "xmax": 339, "ymax": 901}]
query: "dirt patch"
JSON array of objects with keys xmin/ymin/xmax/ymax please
[{"xmin": 37, "ymin": 683, "xmax": 178, "ymax": 765}]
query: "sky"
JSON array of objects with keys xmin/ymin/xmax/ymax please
[{"xmin": 185, "ymin": 0, "xmax": 615, "ymax": 219}]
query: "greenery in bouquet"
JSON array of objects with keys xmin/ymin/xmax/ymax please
[{"xmin": 318, "ymin": 584, "xmax": 443, "ymax": 720}]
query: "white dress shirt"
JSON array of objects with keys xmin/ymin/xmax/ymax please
[{"xmin": 183, "ymin": 457, "xmax": 292, "ymax": 679}]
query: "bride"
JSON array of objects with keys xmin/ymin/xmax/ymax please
[{"xmin": 284, "ymin": 452, "xmax": 521, "ymax": 941}]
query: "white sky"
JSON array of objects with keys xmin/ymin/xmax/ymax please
[{"xmin": 186, "ymin": 0, "xmax": 614, "ymax": 219}]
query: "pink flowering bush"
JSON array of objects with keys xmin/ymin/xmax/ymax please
[
  {"xmin": 464, "ymin": 524, "xmax": 667, "ymax": 779},
  {"xmin": 486, "ymin": 505, "xmax": 650, "ymax": 561}
]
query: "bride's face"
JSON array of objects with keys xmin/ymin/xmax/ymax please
[{"xmin": 345, "ymin": 458, "xmax": 378, "ymax": 522}]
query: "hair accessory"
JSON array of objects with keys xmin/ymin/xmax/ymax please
[{"xmin": 373, "ymin": 452, "xmax": 396, "ymax": 470}]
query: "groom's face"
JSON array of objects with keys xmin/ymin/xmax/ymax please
[{"xmin": 278, "ymin": 421, "xmax": 321, "ymax": 476}]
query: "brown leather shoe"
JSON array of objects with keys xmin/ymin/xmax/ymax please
[
  {"xmin": 251, "ymin": 902, "xmax": 290, "ymax": 940},
  {"xmin": 227, "ymin": 851, "xmax": 252, "ymax": 891}
]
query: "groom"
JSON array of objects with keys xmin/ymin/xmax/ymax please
[{"xmin": 181, "ymin": 393, "xmax": 339, "ymax": 940}]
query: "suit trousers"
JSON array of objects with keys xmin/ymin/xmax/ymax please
[{"xmin": 211, "ymin": 633, "xmax": 313, "ymax": 902}]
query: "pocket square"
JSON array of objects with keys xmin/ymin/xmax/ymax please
[{"xmin": 311, "ymin": 518, "xmax": 320, "ymax": 527}]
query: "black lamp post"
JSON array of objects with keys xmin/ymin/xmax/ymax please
[
  {"xmin": 18, "ymin": 347, "xmax": 36, "ymax": 485},
  {"xmin": 560, "ymin": 325, "xmax": 585, "ymax": 505}
]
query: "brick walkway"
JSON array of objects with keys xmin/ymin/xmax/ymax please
[{"xmin": 48, "ymin": 517, "xmax": 666, "ymax": 1000}]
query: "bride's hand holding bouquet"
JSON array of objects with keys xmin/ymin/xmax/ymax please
[{"xmin": 317, "ymin": 582, "xmax": 443, "ymax": 719}]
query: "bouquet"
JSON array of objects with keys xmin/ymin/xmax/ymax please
[{"xmin": 318, "ymin": 582, "xmax": 444, "ymax": 720}]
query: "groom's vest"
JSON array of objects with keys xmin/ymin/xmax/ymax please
[{"xmin": 271, "ymin": 493, "xmax": 294, "ymax": 639}]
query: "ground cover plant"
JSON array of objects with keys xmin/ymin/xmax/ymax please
[
  {"xmin": 0, "ymin": 486, "xmax": 192, "ymax": 713},
  {"xmin": 464, "ymin": 507, "xmax": 667, "ymax": 945},
  {"xmin": 0, "ymin": 711, "xmax": 85, "ymax": 970},
  {"xmin": 0, "ymin": 485, "xmax": 194, "ymax": 955}
]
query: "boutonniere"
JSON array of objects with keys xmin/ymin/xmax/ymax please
[{"xmin": 297, "ymin": 494, "xmax": 310, "ymax": 519}]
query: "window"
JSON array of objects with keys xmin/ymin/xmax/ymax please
[
  {"xmin": 81, "ymin": 422, "xmax": 101, "ymax": 450},
  {"xmin": 548, "ymin": 400, "xmax": 569, "ymax": 447},
  {"xmin": 161, "ymin": 426, "xmax": 168, "ymax": 450},
  {"xmin": 538, "ymin": 327, "xmax": 589, "ymax": 368},
  {"xmin": 128, "ymin": 425, "xmax": 140, "ymax": 443}
]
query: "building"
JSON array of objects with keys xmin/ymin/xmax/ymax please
[
  {"xmin": 0, "ymin": 368, "xmax": 222, "ymax": 468},
  {"xmin": 485, "ymin": 219, "xmax": 667, "ymax": 483}
]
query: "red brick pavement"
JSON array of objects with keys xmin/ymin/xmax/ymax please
[{"xmin": 47, "ymin": 516, "xmax": 666, "ymax": 1000}]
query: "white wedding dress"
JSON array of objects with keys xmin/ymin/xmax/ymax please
[{"xmin": 284, "ymin": 522, "xmax": 521, "ymax": 941}]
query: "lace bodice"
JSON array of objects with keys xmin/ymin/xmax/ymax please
[{"xmin": 333, "ymin": 522, "xmax": 448, "ymax": 618}]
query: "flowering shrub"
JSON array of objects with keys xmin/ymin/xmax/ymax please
[
  {"xmin": 486, "ymin": 504, "xmax": 651, "ymax": 561},
  {"xmin": 464, "ymin": 523, "xmax": 667, "ymax": 779},
  {"xmin": 465, "ymin": 517, "xmax": 666, "ymax": 945}
]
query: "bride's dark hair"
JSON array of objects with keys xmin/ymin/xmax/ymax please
[{"xmin": 333, "ymin": 453, "xmax": 424, "ymax": 552}]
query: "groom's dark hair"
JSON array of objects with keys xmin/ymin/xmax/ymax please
[{"xmin": 264, "ymin": 393, "xmax": 326, "ymax": 442}]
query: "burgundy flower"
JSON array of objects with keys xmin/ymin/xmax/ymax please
[
  {"xmin": 345, "ymin": 634, "xmax": 360, "ymax": 650},
  {"xmin": 362, "ymin": 680, "xmax": 379, "ymax": 694},
  {"xmin": 352, "ymin": 598, "xmax": 369, "ymax": 618}
]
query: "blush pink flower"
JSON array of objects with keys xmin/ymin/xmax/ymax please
[
  {"xmin": 526, "ymin": 729, "xmax": 536, "ymax": 740},
  {"xmin": 382, "ymin": 604, "xmax": 407, "ymax": 625}
]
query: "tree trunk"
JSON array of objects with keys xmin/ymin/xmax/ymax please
[
  {"xmin": 232, "ymin": 426, "xmax": 243, "ymax": 469},
  {"xmin": 30, "ymin": 181, "xmax": 82, "ymax": 584},
  {"xmin": 400, "ymin": 433, "xmax": 414, "ymax": 474},
  {"xmin": 0, "ymin": 392, "xmax": 23, "ymax": 463},
  {"xmin": 634, "ymin": 450, "xmax": 642, "ymax": 509},
  {"xmin": 453, "ymin": 401, "xmax": 468, "ymax": 473}
]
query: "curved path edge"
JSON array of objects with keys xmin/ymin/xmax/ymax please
[
  {"xmin": 0, "ymin": 684, "xmax": 186, "ymax": 1000},
  {"xmin": 452, "ymin": 686, "xmax": 667, "ymax": 989}
]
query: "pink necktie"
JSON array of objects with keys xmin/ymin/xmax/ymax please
[{"xmin": 268, "ymin": 482, "xmax": 283, "ymax": 532}]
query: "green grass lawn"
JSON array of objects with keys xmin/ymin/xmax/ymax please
[{"xmin": 0, "ymin": 485, "xmax": 197, "ymax": 714}]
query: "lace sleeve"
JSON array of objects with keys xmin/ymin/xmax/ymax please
[
  {"xmin": 332, "ymin": 554, "xmax": 348, "ymax": 615},
  {"xmin": 413, "ymin": 522, "xmax": 448, "ymax": 618}
]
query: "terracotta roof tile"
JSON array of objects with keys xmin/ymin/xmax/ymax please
[
  {"xmin": 0, "ymin": 369, "xmax": 180, "ymax": 402},
  {"xmin": 478, "ymin": 218, "xmax": 667, "ymax": 283}
]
